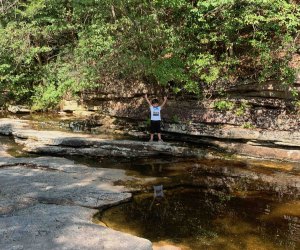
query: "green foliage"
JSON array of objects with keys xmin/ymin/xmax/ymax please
[
  {"xmin": 214, "ymin": 100, "xmax": 250, "ymax": 114},
  {"xmin": 171, "ymin": 115, "xmax": 180, "ymax": 124},
  {"xmin": 0, "ymin": 0, "xmax": 299, "ymax": 108},
  {"xmin": 150, "ymin": 57, "xmax": 187, "ymax": 87},
  {"xmin": 235, "ymin": 101, "xmax": 250, "ymax": 116},
  {"xmin": 145, "ymin": 118, "xmax": 151, "ymax": 127},
  {"xmin": 189, "ymin": 53, "xmax": 220, "ymax": 85},
  {"xmin": 242, "ymin": 122, "xmax": 255, "ymax": 129},
  {"xmin": 217, "ymin": 192, "xmax": 232, "ymax": 203},
  {"xmin": 295, "ymin": 101, "xmax": 300, "ymax": 107},
  {"xmin": 213, "ymin": 100, "xmax": 234, "ymax": 111}
]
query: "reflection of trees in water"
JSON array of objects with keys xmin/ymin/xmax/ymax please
[
  {"xmin": 150, "ymin": 163, "xmax": 163, "ymax": 173},
  {"xmin": 284, "ymin": 215, "xmax": 300, "ymax": 248},
  {"xmin": 132, "ymin": 189, "xmax": 227, "ymax": 239},
  {"xmin": 260, "ymin": 201, "xmax": 300, "ymax": 248},
  {"xmin": 148, "ymin": 197, "xmax": 169, "ymax": 220},
  {"xmin": 110, "ymin": 188, "xmax": 299, "ymax": 248}
]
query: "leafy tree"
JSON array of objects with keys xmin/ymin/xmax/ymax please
[{"xmin": 0, "ymin": 0, "xmax": 299, "ymax": 109}]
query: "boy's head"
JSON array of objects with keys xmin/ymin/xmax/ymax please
[{"xmin": 151, "ymin": 98, "xmax": 159, "ymax": 106}]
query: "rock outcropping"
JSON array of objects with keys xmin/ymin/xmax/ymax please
[
  {"xmin": 1, "ymin": 117, "xmax": 300, "ymax": 161},
  {"xmin": 0, "ymin": 118, "xmax": 211, "ymax": 158},
  {"xmin": 55, "ymin": 75, "xmax": 300, "ymax": 162}
]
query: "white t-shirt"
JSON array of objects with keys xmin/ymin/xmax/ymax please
[{"xmin": 150, "ymin": 106, "xmax": 161, "ymax": 121}]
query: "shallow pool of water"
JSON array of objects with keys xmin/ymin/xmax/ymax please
[
  {"xmin": 100, "ymin": 188, "xmax": 300, "ymax": 250},
  {"xmin": 0, "ymin": 135, "xmax": 34, "ymax": 157},
  {"xmin": 86, "ymin": 156, "xmax": 299, "ymax": 250}
]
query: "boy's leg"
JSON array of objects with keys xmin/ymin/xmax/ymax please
[
  {"xmin": 149, "ymin": 121, "xmax": 155, "ymax": 141},
  {"xmin": 158, "ymin": 121, "xmax": 163, "ymax": 141},
  {"xmin": 158, "ymin": 133, "xmax": 163, "ymax": 141},
  {"xmin": 149, "ymin": 133, "xmax": 154, "ymax": 141}
]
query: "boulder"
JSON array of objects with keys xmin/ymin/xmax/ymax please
[
  {"xmin": 60, "ymin": 100, "xmax": 85, "ymax": 112},
  {"xmin": 8, "ymin": 105, "xmax": 31, "ymax": 114}
]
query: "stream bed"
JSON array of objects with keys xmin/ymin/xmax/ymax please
[{"xmin": 0, "ymin": 121, "xmax": 299, "ymax": 250}]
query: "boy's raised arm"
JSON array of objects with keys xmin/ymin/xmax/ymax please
[
  {"xmin": 161, "ymin": 96, "xmax": 168, "ymax": 109},
  {"xmin": 144, "ymin": 94, "xmax": 152, "ymax": 106}
]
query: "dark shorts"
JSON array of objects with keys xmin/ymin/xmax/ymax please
[{"xmin": 150, "ymin": 120, "xmax": 161, "ymax": 133}]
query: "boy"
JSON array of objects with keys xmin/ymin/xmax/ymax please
[{"xmin": 144, "ymin": 94, "xmax": 167, "ymax": 142}]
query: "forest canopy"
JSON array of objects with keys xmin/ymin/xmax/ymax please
[{"xmin": 0, "ymin": 0, "xmax": 299, "ymax": 109}]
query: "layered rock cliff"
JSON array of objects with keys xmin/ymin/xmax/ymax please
[{"xmin": 55, "ymin": 73, "xmax": 300, "ymax": 162}]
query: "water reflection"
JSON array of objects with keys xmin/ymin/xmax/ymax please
[
  {"xmin": 100, "ymin": 188, "xmax": 300, "ymax": 250},
  {"xmin": 0, "ymin": 135, "xmax": 32, "ymax": 157},
  {"xmin": 92, "ymin": 156, "xmax": 299, "ymax": 250}
]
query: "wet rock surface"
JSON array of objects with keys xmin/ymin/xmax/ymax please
[{"xmin": 161, "ymin": 122, "xmax": 300, "ymax": 161}]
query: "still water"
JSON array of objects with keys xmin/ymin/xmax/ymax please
[
  {"xmin": 93, "ymin": 157, "xmax": 300, "ymax": 250},
  {"xmin": 99, "ymin": 187, "xmax": 299, "ymax": 250}
]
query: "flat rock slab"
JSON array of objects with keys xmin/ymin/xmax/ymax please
[
  {"xmin": 0, "ymin": 204, "xmax": 152, "ymax": 250},
  {"xmin": 0, "ymin": 156, "xmax": 152, "ymax": 249},
  {"xmin": 21, "ymin": 138, "xmax": 206, "ymax": 158},
  {"xmin": 1, "ymin": 117, "xmax": 300, "ymax": 162},
  {"xmin": 0, "ymin": 118, "xmax": 208, "ymax": 158},
  {"xmin": 0, "ymin": 145, "xmax": 11, "ymax": 157},
  {"xmin": 0, "ymin": 119, "xmax": 30, "ymax": 135},
  {"xmin": 165, "ymin": 123, "xmax": 300, "ymax": 147},
  {"xmin": 0, "ymin": 157, "xmax": 132, "ymax": 210}
]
